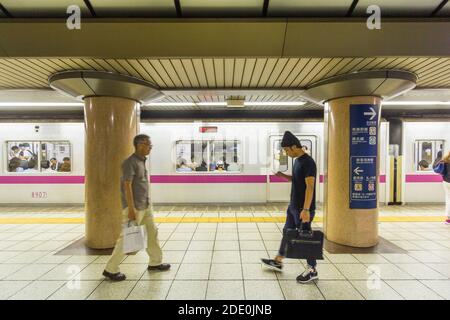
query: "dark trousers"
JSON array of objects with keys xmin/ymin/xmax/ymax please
[{"xmin": 278, "ymin": 205, "xmax": 317, "ymax": 268}]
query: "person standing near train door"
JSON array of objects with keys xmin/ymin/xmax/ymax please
[
  {"xmin": 433, "ymin": 150, "xmax": 450, "ymax": 225},
  {"xmin": 261, "ymin": 131, "xmax": 319, "ymax": 283},
  {"xmin": 103, "ymin": 134, "xmax": 170, "ymax": 281}
]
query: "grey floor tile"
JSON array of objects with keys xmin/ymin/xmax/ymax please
[
  {"xmin": 279, "ymin": 280, "xmax": 324, "ymax": 300},
  {"xmin": 243, "ymin": 263, "xmax": 278, "ymax": 280},
  {"xmin": 363, "ymin": 263, "xmax": 415, "ymax": 280},
  {"xmin": 9, "ymin": 281, "xmax": 65, "ymax": 300},
  {"xmin": 352, "ymin": 254, "xmax": 390, "ymax": 264},
  {"xmin": 211, "ymin": 251, "xmax": 241, "ymax": 264},
  {"xmin": 334, "ymin": 264, "xmax": 378, "ymax": 280},
  {"xmin": 188, "ymin": 241, "xmax": 215, "ymax": 251},
  {"xmin": 166, "ymin": 280, "xmax": 208, "ymax": 300},
  {"xmin": 0, "ymin": 281, "xmax": 31, "ymax": 300},
  {"xmin": 244, "ymin": 280, "xmax": 284, "ymax": 300},
  {"xmin": 351, "ymin": 280, "xmax": 403, "ymax": 300},
  {"xmin": 206, "ymin": 281, "xmax": 245, "ymax": 300},
  {"xmin": 316, "ymin": 280, "xmax": 364, "ymax": 300},
  {"xmin": 182, "ymin": 251, "xmax": 213, "ymax": 264},
  {"xmin": 5, "ymin": 264, "xmax": 58, "ymax": 281},
  {"xmin": 381, "ymin": 254, "xmax": 419, "ymax": 264},
  {"xmin": 87, "ymin": 280, "xmax": 137, "ymax": 300},
  {"xmin": 214, "ymin": 241, "xmax": 239, "ymax": 251},
  {"xmin": 176, "ymin": 263, "xmax": 211, "ymax": 280},
  {"xmin": 396, "ymin": 264, "xmax": 448, "ymax": 280},
  {"xmin": 209, "ymin": 264, "xmax": 242, "ymax": 280},
  {"xmin": 421, "ymin": 280, "xmax": 450, "ymax": 299},
  {"xmin": 126, "ymin": 280, "xmax": 172, "ymax": 300},
  {"xmin": 386, "ymin": 280, "xmax": 444, "ymax": 300},
  {"xmin": 48, "ymin": 281, "xmax": 102, "ymax": 300},
  {"xmin": 429, "ymin": 263, "xmax": 450, "ymax": 278}
]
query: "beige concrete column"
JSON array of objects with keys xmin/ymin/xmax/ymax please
[
  {"xmin": 324, "ymin": 96, "xmax": 381, "ymax": 247},
  {"xmin": 84, "ymin": 96, "xmax": 139, "ymax": 249}
]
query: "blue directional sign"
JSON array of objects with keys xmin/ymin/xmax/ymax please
[{"xmin": 349, "ymin": 104, "xmax": 379, "ymax": 209}]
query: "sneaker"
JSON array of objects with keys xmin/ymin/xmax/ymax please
[
  {"xmin": 102, "ymin": 270, "xmax": 126, "ymax": 281},
  {"xmin": 296, "ymin": 266, "xmax": 318, "ymax": 284},
  {"xmin": 261, "ymin": 258, "xmax": 283, "ymax": 272},
  {"xmin": 445, "ymin": 219, "xmax": 450, "ymax": 225},
  {"xmin": 148, "ymin": 263, "xmax": 171, "ymax": 271}
]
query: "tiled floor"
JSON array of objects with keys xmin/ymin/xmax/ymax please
[{"xmin": 0, "ymin": 204, "xmax": 449, "ymax": 300}]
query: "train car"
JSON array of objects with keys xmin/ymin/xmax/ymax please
[
  {"xmin": 401, "ymin": 121, "xmax": 450, "ymax": 203},
  {"xmin": 0, "ymin": 120, "xmax": 391, "ymax": 205}
]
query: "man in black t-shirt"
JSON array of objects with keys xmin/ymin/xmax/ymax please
[{"xmin": 261, "ymin": 131, "xmax": 319, "ymax": 283}]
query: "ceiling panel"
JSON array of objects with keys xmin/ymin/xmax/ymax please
[
  {"xmin": 437, "ymin": 1, "xmax": 450, "ymax": 16},
  {"xmin": 353, "ymin": 0, "xmax": 442, "ymax": 17},
  {"xmin": 1, "ymin": 0, "xmax": 91, "ymax": 18},
  {"xmin": 0, "ymin": 57, "xmax": 450, "ymax": 92},
  {"xmin": 268, "ymin": 0, "xmax": 352, "ymax": 17},
  {"xmin": 90, "ymin": 0, "xmax": 176, "ymax": 17},
  {"xmin": 181, "ymin": 0, "xmax": 264, "ymax": 17}
]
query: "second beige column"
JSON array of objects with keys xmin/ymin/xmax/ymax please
[{"xmin": 324, "ymin": 96, "xmax": 382, "ymax": 247}]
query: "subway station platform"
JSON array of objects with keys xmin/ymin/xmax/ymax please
[{"xmin": 0, "ymin": 204, "xmax": 449, "ymax": 300}]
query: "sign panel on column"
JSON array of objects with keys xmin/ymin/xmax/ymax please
[{"xmin": 349, "ymin": 104, "xmax": 379, "ymax": 209}]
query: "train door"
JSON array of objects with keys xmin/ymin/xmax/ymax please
[{"xmin": 267, "ymin": 134, "xmax": 317, "ymax": 202}]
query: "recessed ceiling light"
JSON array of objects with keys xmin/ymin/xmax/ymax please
[
  {"xmin": 244, "ymin": 101, "xmax": 306, "ymax": 106},
  {"xmin": 146, "ymin": 102, "xmax": 197, "ymax": 107},
  {"xmin": 0, "ymin": 102, "xmax": 84, "ymax": 107}
]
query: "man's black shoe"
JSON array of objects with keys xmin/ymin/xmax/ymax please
[
  {"xmin": 148, "ymin": 263, "xmax": 171, "ymax": 271},
  {"xmin": 261, "ymin": 258, "xmax": 283, "ymax": 272},
  {"xmin": 296, "ymin": 266, "xmax": 318, "ymax": 283},
  {"xmin": 102, "ymin": 270, "xmax": 126, "ymax": 281}
]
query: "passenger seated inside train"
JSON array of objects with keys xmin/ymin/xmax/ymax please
[
  {"xmin": 40, "ymin": 160, "xmax": 54, "ymax": 172},
  {"xmin": 8, "ymin": 157, "xmax": 23, "ymax": 172},
  {"xmin": 8, "ymin": 146, "xmax": 20, "ymax": 160},
  {"xmin": 49, "ymin": 158, "xmax": 58, "ymax": 171},
  {"xmin": 419, "ymin": 159, "xmax": 430, "ymax": 171},
  {"xmin": 195, "ymin": 161, "xmax": 208, "ymax": 171},
  {"xmin": 18, "ymin": 143, "xmax": 34, "ymax": 161},
  {"xmin": 58, "ymin": 157, "xmax": 71, "ymax": 172},
  {"xmin": 176, "ymin": 158, "xmax": 193, "ymax": 172},
  {"xmin": 23, "ymin": 159, "xmax": 39, "ymax": 172}
]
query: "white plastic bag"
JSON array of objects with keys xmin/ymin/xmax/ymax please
[{"xmin": 123, "ymin": 220, "xmax": 148, "ymax": 254}]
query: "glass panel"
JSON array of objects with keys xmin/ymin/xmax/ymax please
[
  {"xmin": 192, "ymin": 141, "xmax": 208, "ymax": 172},
  {"xmin": 415, "ymin": 140, "xmax": 445, "ymax": 172},
  {"xmin": 40, "ymin": 141, "xmax": 71, "ymax": 173},
  {"xmin": 175, "ymin": 141, "xmax": 195, "ymax": 172},
  {"xmin": 7, "ymin": 141, "xmax": 39, "ymax": 173},
  {"xmin": 300, "ymin": 139, "xmax": 313, "ymax": 157},
  {"xmin": 273, "ymin": 140, "xmax": 288, "ymax": 172},
  {"xmin": 210, "ymin": 140, "xmax": 241, "ymax": 172}
]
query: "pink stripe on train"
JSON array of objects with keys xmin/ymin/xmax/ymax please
[
  {"xmin": 405, "ymin": 174, "xmax": 443, "ymax": 183},
  {"xmin": 0, "ymin": 176, "xmax": 85, "ymax": 184},
  {"xmin": 0, "ymin": 174, "xmax": 388, "ymax": 184}
]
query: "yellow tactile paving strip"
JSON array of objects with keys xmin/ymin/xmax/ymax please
[{"xmin": 0, "ymin": 216, "xmax": 444, "ymax": 224}]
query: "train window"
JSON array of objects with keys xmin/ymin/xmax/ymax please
[
  {"xmin": 6, "ymin": 141, "xmax": 72, "ymax": 173},
  {"xmin": 175, "ymin": 140, "xmax": 242, "ymax": 173},
  {"xmin": 272, "ymin": 138, "xmax": 314, "ymax": 173},
  {"xmin": 415, "ymin": 140, "xmax": 445, "ymax": 172},
  {"xmin": 6, "ymin": 141, "xmax": 40, "ymax": 173},
  {"xmin": 210, "ymin": 140, "xmax": 241, "ymax": 172},
  {"xmin": 273, "ymin": 140, "xmax": 288, "ymax": 172},
  {"xmin": 40, "ymin": 141, "xmax": 72, "ymax": 173}
]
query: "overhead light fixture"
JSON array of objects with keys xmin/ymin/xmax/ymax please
[
  {"xmin": 146, "ymin": 102, "xmax": 196, "ymax": 107},
  {"xmin": 382, "ymin": 101, "xmax": 450, "ymax": 105},
  {"xmin": 244, "ymin": 101, "xmax": 306, "ymax": 106},
  {"xmin": 227, "ymin": 99, "xmax": 246, "ymax": 108},
  {"xmin": 0, "ymin": 102, "xmax": 83, "ymax": 107},
  {"xmin": 196, "ymin": 102, "xmax": 227, "ymax": 106}
]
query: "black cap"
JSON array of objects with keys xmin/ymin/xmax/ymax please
[{"xmin": 281, "ymin": 131, "xmax": 302, "ymax": 148}]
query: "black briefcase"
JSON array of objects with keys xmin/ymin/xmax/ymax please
[{"xmin": 284, "ymin": 228, "xmax": 324, "ymax": 260}]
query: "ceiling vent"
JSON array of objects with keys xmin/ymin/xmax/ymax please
[{"xmin": 226, "ymin": 98, "xmax": 245, "ymax": 108}]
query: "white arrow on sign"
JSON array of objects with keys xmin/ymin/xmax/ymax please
[
  {"xmin": 354, "ymin": 167, "xmax": 364, "ymax": 175},
  {"xmin": 363, "ymin": 107, "xmax": 377, "ymax": 120}
]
